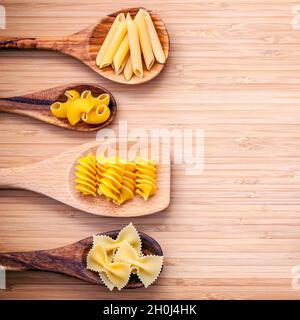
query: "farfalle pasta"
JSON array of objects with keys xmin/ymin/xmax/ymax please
[
  {"xmin": 86, "ymin": 223, "xmax": 163, "ymax": 290},
  {"xmin": 50, "ymin": 89, "xmax": 111, "ymax": 126},
  {"xmin": 75, "ymin": 154, "xmax": 157, "ymax": 205},
  {"xmin": 114, "ymin": 241, "xmax": 163, "ymax": 288},
  {"xmin": 93, "ymin": 223, "xmax": 142, "ymax": 256}
]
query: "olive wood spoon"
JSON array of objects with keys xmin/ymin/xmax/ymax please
[
  {"xmin": 0, "ymin": 7, "xmax": 169, "ymax": 85},
  {"xmin": 0, "ymin": 84, "xmax": 117, "ymax": 131},
  {"xmin": 0, "ymin": 230, "xmax": 163, "ymax": 289}
]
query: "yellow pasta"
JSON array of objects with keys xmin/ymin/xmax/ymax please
[
  {"xmin": 81, "ymin": 104, "xmax": 110, "ymax": 125},
  {"xmin": 75, "ymin": 154, "xmax": 157, "ymax": 204},
  {"xmin": 87, "ymin": 243, "xmax": 131, "ymax": 290},
  {"xmin": 98, "ymin": 158, "xmax": 136, "ymax": 205},
  {"xmin": 50, "ymin": 89, "xmax": 111, "ymax": 126},
  {"xmin": 93, "ymin": 223, "xmax": 142, "ymax": 255},
  {"xmin": 96, "ymin": 10, "xmax": 167, "ymax": 80},
  {"xmin": 123, "ymin": 55, "xmax": 133, "ymax": 81},
  {"xmin": 135, "ymin": 160, "xmax": 157, "ymax": 200},
  {"xmin": 135, "ymin": 9, "xmax": 155, "ymax": 70},
  {"xmin": 50, "ymin": 89, "xmax": 80, "ymax": 118},
  {"xmin": 67, "ymin": 96, "xmax": 95, "ymax": 126},
  {"xmin": 86, "ymin": 223, "xmax": 163, "ymax": 291},
  {"xmin": 99, "ymin": 21, "xmax": 127, "ymax": 68},
  {"xmin": 127, "ymin": 20, "xmax": 143, "ymax": 78},
  {"xmin": 141, "ymin": 9, "xmax": 166, "ymax": 64},
  {"xmin": 114, "ymin": 241, "xmax": 164, "ymax": 288},
  {"xmin": 112, "ymin": 13, "xmax": 132, "ymax": 73},
  {"xmin": 75, "ymin": 153, "xmax": 98, "ymax": 196},
  {"xmin": 96, "ymin": 13, "xmax": 125, "ymax": 67}
]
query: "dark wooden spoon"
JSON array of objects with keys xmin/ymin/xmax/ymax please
[
  {"xmin": 0, "ymin": 7, "xmax": 169, "ymax": 85},
  {"xmin": 0, "ymin": 84, "xmax": 117, "ymax": 131},
  {"xmin": 0, "ymin": 230, "xmax": 163, "ymax": 289}
]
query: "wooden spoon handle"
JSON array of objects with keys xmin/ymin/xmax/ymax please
[
  {"xmin": 0, "ymin": 97, "xmax": 52, "ymax": 118},
  {"xmin": 0, "ymin": 37, "xmax": 67, "ymax": 51},
  {"xmin": 0, "ymin": 245, "xmax": 100, "ymax": 285},
  {"xmin": 0, "ymin": 251, "xmax": 38, "ymax": 271},
  {"xmin": 0, "ymin": 166, "xmax": 34, "ymax": 189}
]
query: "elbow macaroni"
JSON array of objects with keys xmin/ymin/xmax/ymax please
[{"xmin": 50, "ymin": 89, "xmax": 111, "ymax": 126}]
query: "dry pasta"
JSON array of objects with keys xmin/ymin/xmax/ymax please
[
  {"xmin": 86, "ymin": 223, "xmax": 163, "ymax": 291},
  {"xmin": 142, "ymin": 9, "xmax": 166, "ymax": 63},
  {"xmin": 75, "ymin": 154, "xmax": 157, "ymax": 205},
  {"xmin": 135, "ymin": 9, "xmax": 155, "ymax": 70},
  {"xmin": 135, "ymin": 160, "xmax": 157, "ymax": 200},
  {"xmin": 99, "ymin": 21, "xmax": 127, "ymax": 68},
  {"xmin": 96, "ymin": 9, "xmax": 166, "ymax": 81},
  {"xmin": 75, "ymin": 153, "xmax": 98, "ymax": 196},
  {"xmin": 114, "ymin": 241, "xmax": 164, "ymax": 288},
  {"xmin": 50, "ymin": 89, "xmax": 111, "ymax": 126},
  {"xmin": 96, "ymin": 13, "xmax": 125, "ymax": 67},
  {"xmin": 127, "ymin": 19, "xmax": 143, "ymax": 78}
]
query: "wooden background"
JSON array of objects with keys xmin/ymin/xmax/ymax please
[{"xmin": 1, "ymin": 0, "xmax": 300, "ymax": 300}]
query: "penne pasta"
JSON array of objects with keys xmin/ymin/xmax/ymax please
[
  {"xmin": 112, "ymin": 35, "xmax": 129, "ymax": 73},
  {"xmin": 127, "ymin": 20, "xmax": 143, "ymax": 78},
  {"xmin": 96, "ymin": 13, "xmax": 125, "ymax": 67},
  {"xmin": 112, "ymin": 13, "xmax": 132, "ymax": 73},
  {"xmin": 135, "ymin": 9, "xmax": 155, "ymax": 70},
  {"xmin": 142, "ymin": 10, "xmax": 165, "ymax": 64},
  {"xmin": 115, "ymin": 54, "xmax": 129, "ymax": 75},
  {"xmin": 100, "ymin": 21, "xmax": 127, "ymax": 68},
  {"xmin": 123, "ymin": 55, "xmax": 133, "ymax": 81}
]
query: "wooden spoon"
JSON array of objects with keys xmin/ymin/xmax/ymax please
[
  {"xmin": 0, "ymin": 84, "xmax": 117, "ymax": 131},
  {"xmin": 0, "ymin": 230, "xmax": 163, "ymax": 289},
  {"xmin": 0, "ymin": 7, "xmax": 169, "ymax": 85},
  {"xmin": 0, "ymin": 141, "xmax": 170, "ymax": 217}
]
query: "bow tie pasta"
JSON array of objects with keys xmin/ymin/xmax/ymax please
[{"xmin": 86, "ymin": 223, "xmax": 163, "ymax": 290}]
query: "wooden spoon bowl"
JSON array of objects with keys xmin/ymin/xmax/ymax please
[
  {"xmin": 0, "ymin": 84, "xmax": 117, "ymax": 131},
  {"xmin": 0, "ymin": 230, "xmax": 163, "ymax": 289},
  {"xmin": 0, "ymin": 7, "xmax": 169, "ymax": 85},
  {"xmin": 0, "ymin": 141, "xmax": 171, "ymax": 217}
]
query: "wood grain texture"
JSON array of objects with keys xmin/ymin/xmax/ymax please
[
  {"xmin": 0, "ymin": 7, "xmax": 170, "ymax": 85},
  {"xmin": 0, "ymin": 84, "xmax": 117, "ymax": 131},
  {"xmin": 0, "ymin": 230, "xmax": 163, "ymax": 289},
  {"xmin": 1, "ymin": 0, "xmax": 300, "ymax": 300}
]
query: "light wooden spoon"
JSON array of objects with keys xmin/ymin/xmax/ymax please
[
  {"xmin": 0, "ymin": 84, "xmax": 117, "ymax": 131},
  {"xmin": 0, "ymin": 141, "xmax": 170, "ymax": 217},
  {"xmin": 0, "ymin": 230, "xmax": 163, "ymax": 289},
  {"xmin": 0, "ymin": 7, "xmax": 169, "ymax": 85}
]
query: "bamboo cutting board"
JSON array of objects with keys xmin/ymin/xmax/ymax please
[{"xmin": 1, "ymin": 0, "xmax": 300, "ymax": 300}]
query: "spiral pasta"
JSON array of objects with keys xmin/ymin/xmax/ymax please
[
  {"xmin": 135, "ymin": 160, "xmax": 157, "ymax": 200},
  {"xmin": 50, "ymin": 89, "xmax": 111, "ymax": 126},
  {"xmin": 75, "ymin": 154, "xmax": 157, "ymax": 205},
  {"xmin": 97, "ymin": 156, "xmax": 136, "ymax": 205},
  {"xmin": 75, "ymin": 153, "xmax": 98, "ymax": 196}
]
